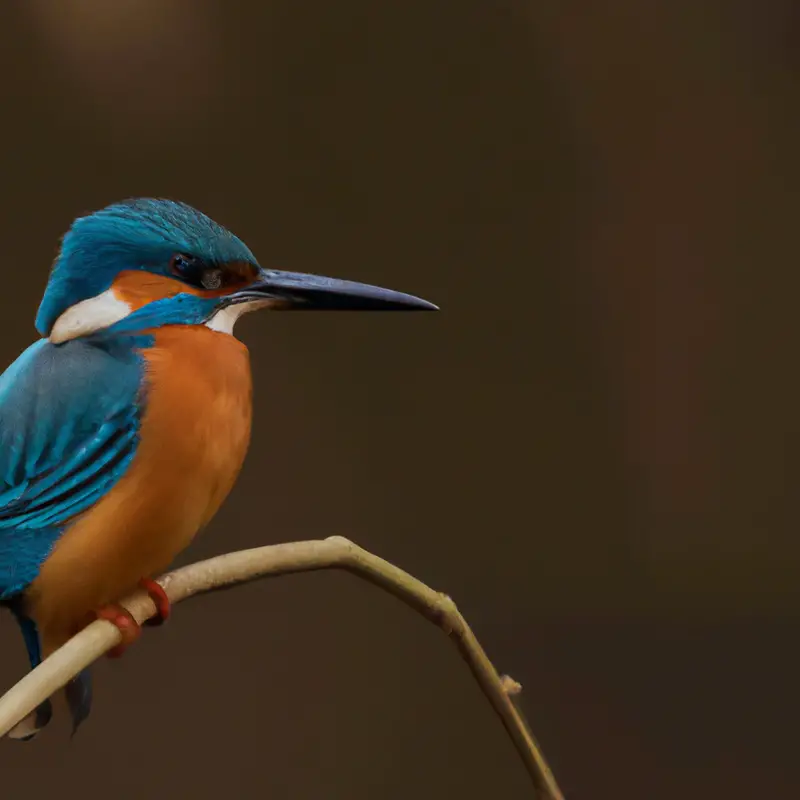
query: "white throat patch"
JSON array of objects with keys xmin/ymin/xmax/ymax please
[
  {"xmin": 207, "ymin": 300, "xmax": 271, "ymax": 335},
  {"xmin": 49, "ymin": 289, "xmax": 132, "ymax": 344}
]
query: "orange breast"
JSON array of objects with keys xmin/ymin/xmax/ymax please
[{"xmin": 29, "ymin": 326, "xmax": 253, "ymax": 651}]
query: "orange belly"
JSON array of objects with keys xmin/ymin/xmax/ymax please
[{"xmin": 28, "ymin": 325, "xmax": 252, "ymax": 654}]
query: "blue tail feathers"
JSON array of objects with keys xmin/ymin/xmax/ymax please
[
  {"xmin": 65, "ymin": 669, "xmax": 93, "ymax": 736},
  {"xmin": 7, "ymin": 608, "xmax": 53, "ymax": 739},
  {"xmin": 6, "ymin": 604, "xmax": 94, "ymax": 739}
]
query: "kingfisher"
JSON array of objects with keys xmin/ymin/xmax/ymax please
[{"xmin": 0, "ymin": 198, "xmax": 435, "ymax": 740}]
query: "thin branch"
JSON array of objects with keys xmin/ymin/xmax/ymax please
[{"xmin": 0, "ymin": 536, "xmax": 564, "ymax": 799}]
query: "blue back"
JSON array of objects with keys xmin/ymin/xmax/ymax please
[{"xmin": 0, "ymin": 335, "xmax": 146, "ymax": 598}]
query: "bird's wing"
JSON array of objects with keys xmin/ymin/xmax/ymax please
[{"xmin": 0, "ymin": 337, "xmax": 144, "ymax": 598}]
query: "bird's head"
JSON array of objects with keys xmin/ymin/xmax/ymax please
[{"xmin": 37, "ymin": 198, "xmax": 436, "ymax": 343}]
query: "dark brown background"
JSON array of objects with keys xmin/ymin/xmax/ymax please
[{"xmin": 1, "ymin": 1, "xmax": 799, "ymax": 797}]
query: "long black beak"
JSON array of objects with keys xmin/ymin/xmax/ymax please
[{"xmin": 230, "ymin": 269, "xmax": 438, "ymax": 311}]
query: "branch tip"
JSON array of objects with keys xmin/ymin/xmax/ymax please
[{"xmin": 500, "ymin": 675, "xmax": 523, "ymax": 696}]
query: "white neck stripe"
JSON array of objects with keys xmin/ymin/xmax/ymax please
[{"xmin": 49, "ymin": 289, "xmax": 132, "ymax": 344}]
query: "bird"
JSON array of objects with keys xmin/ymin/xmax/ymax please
[{"xmin": 0, "ymin": 198, "xmax": 436, "ymax": 740}]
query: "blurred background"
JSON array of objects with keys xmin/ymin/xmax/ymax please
[{"xmin": 0, "ymin": 1, "xmax": 798, "ymax": 797}]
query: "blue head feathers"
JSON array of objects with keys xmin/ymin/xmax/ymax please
[{"xmin": 36, "ymin": 199, "xmax": 258, "ymax": 337}]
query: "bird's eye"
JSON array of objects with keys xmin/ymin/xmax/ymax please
[
  {"xmin": 170, "ymin": 253, "xmax": 225, "ymax": 291},
  {"xmin": 170, "ymin": 253, "xmax": 201, "ymax": 279}
]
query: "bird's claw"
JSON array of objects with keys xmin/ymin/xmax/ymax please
[
  {"xmin": 95, "ymin": 604, "xmax": 141, "ymax": 658},
  {"xmin": 139, "ymin": 578, "xmax": 170, "ymax": 627}
]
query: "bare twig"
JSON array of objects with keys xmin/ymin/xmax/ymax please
[{"xmin": 0, "ymin": 536, "xmax": 563, "ymax": 799}]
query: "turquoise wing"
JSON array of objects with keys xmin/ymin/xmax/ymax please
[{"xmin": 0, "ymin": 336, "xmax": 145, "ymax": 599}]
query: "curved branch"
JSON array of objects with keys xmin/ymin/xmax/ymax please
[{"xmin": 0, "ymin": 537, "xmax": 563, "ymax": 799}]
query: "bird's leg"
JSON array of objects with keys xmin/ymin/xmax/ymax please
[{"xmin": 139, "ymin": 577, "xmax": 171, "ymax": 627}]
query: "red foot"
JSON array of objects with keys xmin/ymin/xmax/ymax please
[
  {"xmin": 139, "ymin": 578, "xmax": 171, "ymax": 627},
  {"xmin": 96, "ymin": 605, "xmax": 141, "ymax": 658}
]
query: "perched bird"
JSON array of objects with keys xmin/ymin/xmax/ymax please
[{"xmin": 0, "ymin": 198, "xmax": 435, "ymax": 739}]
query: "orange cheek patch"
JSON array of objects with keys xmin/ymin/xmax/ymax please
[
  {"xmin": 112, "ymin": 262, "xmax": 260, "ymax": 308},
  {"xmin": 112, "ymin": 271, "xmax": 187, "ymax": 310}
]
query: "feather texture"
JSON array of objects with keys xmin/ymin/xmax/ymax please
[{"xmin": 0, "ymin": 337, "xmax": 144, "ymax": 599}]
